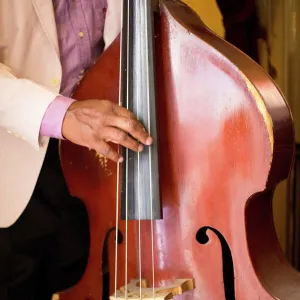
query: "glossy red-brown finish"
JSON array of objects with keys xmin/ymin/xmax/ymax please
[{"xmin": 59, "ymin": 1, "xmax": 299, "ymax": 299}]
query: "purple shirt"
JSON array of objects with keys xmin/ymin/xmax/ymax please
[{"xmin": 40, "ymin": 0, "xmax": 107, "ymax": 139}]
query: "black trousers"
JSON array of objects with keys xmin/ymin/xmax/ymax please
[{"xmin": 0, "ymin": 139, "xmax": 90, "ymax": 299}]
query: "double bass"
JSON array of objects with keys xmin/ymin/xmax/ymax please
[{"xmin": 59, "ymin": 0, "xmax": 299, "ymax": 299}]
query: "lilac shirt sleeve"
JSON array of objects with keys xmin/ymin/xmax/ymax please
[{"xmin": 40, "ymin": 95, "xmax": 75, "ymax": 139}]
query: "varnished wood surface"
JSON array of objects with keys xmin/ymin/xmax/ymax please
[{"xmin": 59, "ymin": 0, "xmax": 296, "ymax": 299}]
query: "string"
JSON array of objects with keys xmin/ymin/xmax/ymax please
[
  {"xmin": 125, "ymin": 0, "xmax": 130, "ymax": 298},
  {"xmin": 136, "ymin": 0, "xmax": 142, "ymax": 298},
  {"xmin": 114, "ymin": 0, "xmax": 124, "ymax": 297},
  {"xmin": 138, "ymin": 141, "xmax": 142, "ymax": 300},
  {"xmin": 144, "ymin": 0, "xmax": 156, "ymax": 298},
  {"xmin": 114, "ymin": 158, "xmax": 120, "ymax": 300}
]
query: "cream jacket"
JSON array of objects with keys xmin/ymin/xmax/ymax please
[{"xmin": 0, "ymin": 0, "xmax": 121, "ymax": 227}]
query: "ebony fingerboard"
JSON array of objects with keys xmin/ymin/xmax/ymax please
[{"xmin": 119, "ymin": 0, "xmax": 161, "ymax": 220}]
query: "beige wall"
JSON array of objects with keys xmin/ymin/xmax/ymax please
[{"xmin": 183, "ymin": 0, "xmax": 224, "ymax": 38}]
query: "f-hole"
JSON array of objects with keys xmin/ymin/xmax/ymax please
[
  {"xmin": 196, "ymin": 226, "xmax": 236, "ymax": 300},
  {"xmin": 102, "ymin": 228, "xmax": 123, "ymax": 300}
]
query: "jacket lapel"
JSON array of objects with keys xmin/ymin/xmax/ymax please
[
  {"xmin": 103, "ymin": 0, "xmax": 121, "ymax": 49},
  {"xmin": 31, "ymin": 0, "xmax": 59, "ymax": 55}
]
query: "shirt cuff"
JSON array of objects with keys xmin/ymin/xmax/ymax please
[{"xmin": 40, "ymin": 95, "xmax": 76, "ymax": 139}]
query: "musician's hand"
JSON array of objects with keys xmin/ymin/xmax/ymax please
[{"xmin": 62, "ymin": 99, "xmax": 152, "ymax": 162}]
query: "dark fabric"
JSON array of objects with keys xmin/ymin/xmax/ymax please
[
  {"xmin": 0, "ymin": 138, "xmax": 90, "ymax": 300},
  {"xmin": 216, "ymin": 0, "xmax": 260, "ymax": 63}
]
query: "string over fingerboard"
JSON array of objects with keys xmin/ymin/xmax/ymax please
[{"xmin": 119, "ymin": 0, "xmax": 161, "ymax": 220}]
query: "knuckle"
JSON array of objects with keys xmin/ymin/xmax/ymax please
[
  {"xmin": 127, "ymin": 119, "xmax": 138, "ymax": 131},
  {"xmin": 107, "ymin": 150, "xmax": 119, "ymax": 162},
  {"xmin": 111, "ymin": 104, "xmax": 120, "ymax": 115},
  {"xmin": 111, "ymin": 153, "xmax": 119, "ymax": 161},
  {"xmin": 101, "ymin": 145, "xmax": 112, "ymax": 156},
  {"xmin": 115, "ymin": 130, "xmax": 127, "ymax": 141},
  {"xmin": 130, "ymin": 140, "xmax": 139, "ymax": 150},
  {"xmin": 127, "ymin": 110, "xmax": 135, "ymax": 118}
]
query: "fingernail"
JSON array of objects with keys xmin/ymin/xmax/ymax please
[
  {"xmin": 146, "ymin": 137, "xmax": 153, "ymax": 145},
  {"xmin": 118, "ymin": 156, "xmax": 124, "ymax": 163},
  {"xmin": 138, "ymin": 144, "xmax": 144, "ymax": 152}
]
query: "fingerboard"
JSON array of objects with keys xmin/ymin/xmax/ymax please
[{"xmin": 119, "ymin": 0, "xmax": 161, "ymax": 220}]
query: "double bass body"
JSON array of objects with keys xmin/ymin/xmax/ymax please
[{"xmin": 59, "ymin": 0, "xmax": 299, "ymax": 299}]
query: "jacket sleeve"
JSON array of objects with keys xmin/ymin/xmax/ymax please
[{"xmin": 0, "ymin": 62, "xmax": 59, "ymax": 150}]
